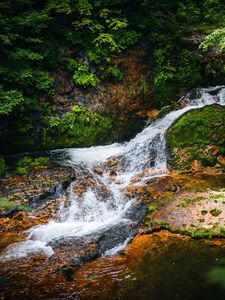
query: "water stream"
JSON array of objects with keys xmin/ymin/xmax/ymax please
[{"xmin": 1, "ymin": 86, "xmax": 225, "ymax": 260}]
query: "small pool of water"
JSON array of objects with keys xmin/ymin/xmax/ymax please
[{"xmin": 74, "ymin": 232, "xmax": 225, "ymax": 300}]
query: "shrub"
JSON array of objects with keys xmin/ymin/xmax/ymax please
[
  {"xmin": 16, "ymin": 156, "xmax": 50, "ymax": 175},
  {"xmin": 46, "ymin": 105, "xmax": 112, "ymax": 146},
  {"xmin": 105, "ymin": 65, "xmax": 123, "ymax": 81}
]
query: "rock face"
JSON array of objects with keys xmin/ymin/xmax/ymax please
[
  {"xmin": 0, "ymin": 41, "xmax": 152, "ymax": 154},
  {"xmin": 52, "ymin": 41, "xmax": 152, "ymax": 117}
]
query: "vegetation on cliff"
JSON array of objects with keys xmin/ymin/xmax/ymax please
[{"xmin": 1, "ymin": 0, "xmax": 225, "ymax": 153}]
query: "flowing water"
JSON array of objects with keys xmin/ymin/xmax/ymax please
[{"xmin": 1, "ymin": 86, "xmax": 225, "ymax": 260}]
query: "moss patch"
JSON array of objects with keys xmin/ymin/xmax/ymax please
[
  {"xmin": 168, "ymin": 105, "xmax": 225, "ymax": 149},
  {"xmin": 167, "ymin": 104, "xmax": 225, "ymax": 171}
]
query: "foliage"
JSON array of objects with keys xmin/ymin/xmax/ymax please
[
  {"xmin": 200, "ymin": 28, "xmax": 225, "ymax": 52},
  {"xmin": 16, "ymin": 156, "xmax": 50, "ymax": 175},
  {"xmin": 1, "ymin": 0, "xmax": 225, "ymax": 151},
  {"xmin": 105, "ymin": 65, "xmax": 123, "ymax": 81},
  {"xmin": 0, "ymin": 87, "xmax": 25, "ymax": 115},
  {"xmin": 45, "ymin": 105, "xmax": 112, "ymax": 147},
  {"xmin": 0, "ymin": 0, "xmax": 140, "ymax": 115},
  {"xmin": 153, "ymin": 48, "xmax": 202, "ymax": 102},
  {"xmin": 199, "ymin": 154, "xmax": 217, "ymax": 167},
  {"xmin": 71, "ymin": 61, "xmax": 100, "ymax": 88},
  {"xmin": 139, "ymin": 76, "xmax": 149, "ymax": 95}
]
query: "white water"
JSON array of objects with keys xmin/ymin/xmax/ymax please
[{"xmin": 1, "ymin": 86, "xmax": 225, "ymax": 260}]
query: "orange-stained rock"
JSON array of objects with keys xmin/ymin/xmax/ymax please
[
  {"xmin": 147, "ymin": 108, "xmax": 160, "ymax": 117},
  {"xmin": 191, "ymin": 160, "xmax": 203, "ymax": 172},
  {"xmin": 109, "ymin": 170, "xmax": 117, "ymax": 177},
  {"xmin": 218, "ymin": 155, "xmax": 225, "ymax": 165},
  {"xmin": 208, "ymin": 145, "xmax": 220, "ymax": 156},
  {"xmin": 107, "ymin": 159, "xmax": 118, "ymax": 167},
  {"xmin": 94, "ymin": 167, "xmax": 104, "ymax": 175}
]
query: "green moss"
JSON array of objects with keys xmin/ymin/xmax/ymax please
[
  {"xmin": 147, "ymin": 204, "xmax": 158, "ymax": 213},
  {"xmin": 145, "ymin": 204, "xmax": 158, "ymax": 227},
  {"xmin": 212, "ymin": 195, "xmax": 224, "ymax": 200},
  {"xmin": 155, "ymin": 221, "xmax": 169, "ymax": 227},
  {"xmin": 167, "ymin": 105, "xmax": 225, "ymax": 170},
  {"xmin": 168, "ymin": 105, "xmax": 225, "ymax": 149},
  {"xmin": 168, "ymin": 227, "xmax": 225, "ymax": 239},
  {"xmin": 210, "ymin": 209, "xmax": 222, "ymax": 217},
  {"xmin": 0, "ymin": 198, "xmax": 30, "ymax": 213}
]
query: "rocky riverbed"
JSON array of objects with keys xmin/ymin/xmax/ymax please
[{"xmin": 1, "ymin": 88, "xmax": 225, "ymax": 299}]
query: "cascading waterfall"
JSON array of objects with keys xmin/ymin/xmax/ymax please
[{"xmin": 1, "ymin": 86, "xmax": 225, "ymax": 260}]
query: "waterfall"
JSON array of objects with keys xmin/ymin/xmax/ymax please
[{"xmin": 1, "ymin": 86, "xmax": 225, "ymax": 260}]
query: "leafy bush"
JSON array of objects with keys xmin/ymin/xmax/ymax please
[
  {"xmin": 16, "ymin": 156, "xmax": 50, "ymax": 175},
  {"xmin": 153, "ymin": 47, "xmax": 202, "ymax": 102},
  {"xmin": 0, "ymin": 87, "xmax": 25, "ymax": 115},
  {"xmin": 105, "ymin": 65, "xmax": 123, "ymax": 81},
  {"xmin": 73, "ymin": 62, "xmax": 99, "ymax": 88},
  {"xmin": 46, "ymin": 105, "xmax": 112, "ymax": 147},
  {"xmin": 16, "ymin": 167, "xmax": 27, "ymax": 175},
  {"xmin": 200, "ymin": 28, "xmax": 225, "ymax": 52}
]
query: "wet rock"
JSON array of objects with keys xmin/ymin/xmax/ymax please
[
  {"xmin": 183, "ymin": 34, "xmax": 205, "ymax": 46},
  {"xmin": 56, "ymin": 265, "xmax": 75, "ymax": 281},
  {"xmin": 94, "ymin": 168, "xmax": 104, "ymax": 175},
  {"xmin": 71, "ymin": 292, "xmax": 82, "ymax": 300},
  {"xmin": 52, "ymin": 71, "xmax": 74, "ymax": 95},
  {"xmin": 218, "ymin": 155, "xmax": 225, "ymax": 165},
  {"xmin": 191, "ymin": 160, "xmax": 203, "ymax": 173},
  {"xmin": 107, "ymin": 159, "xmax": 118, "ymax": 167},
  {"xmin": 49, "ymin": 202, "xmax": 146, "ymax": 272},
  {"xmin": 148, "ymin": 173, "xmax": 225, "ymax": 238},
  {"xmin": 0, "ymin": 166, "xmax": 75, "ymax": 215}
]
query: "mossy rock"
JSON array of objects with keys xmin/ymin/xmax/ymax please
[
  {"xmin": 0, "ymin": 198, "xmax": 30, "ymax": 217},
  {"xmin": 167, "ymin": 104, "xmax": 225, "ymax": 149},
  {"xmin": 167, "ymin": 104, "xmax": 225, "ymax": 170}
]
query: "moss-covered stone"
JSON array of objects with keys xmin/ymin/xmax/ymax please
[
  {"xmin": 167, "ymin": 104, "xmax": 225, "ymax": 171},
  {"xmin": 168, "ymin": 104, "xmax": 225, "ymax": 149}
]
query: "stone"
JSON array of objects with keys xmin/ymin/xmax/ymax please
[
  {"xmin": 191, "ymin": 160, "xmax": 203, "ymax": 173},
  {"xmin": 218, "ymin": 156, "xmax": 225, "ymax": 165}
]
